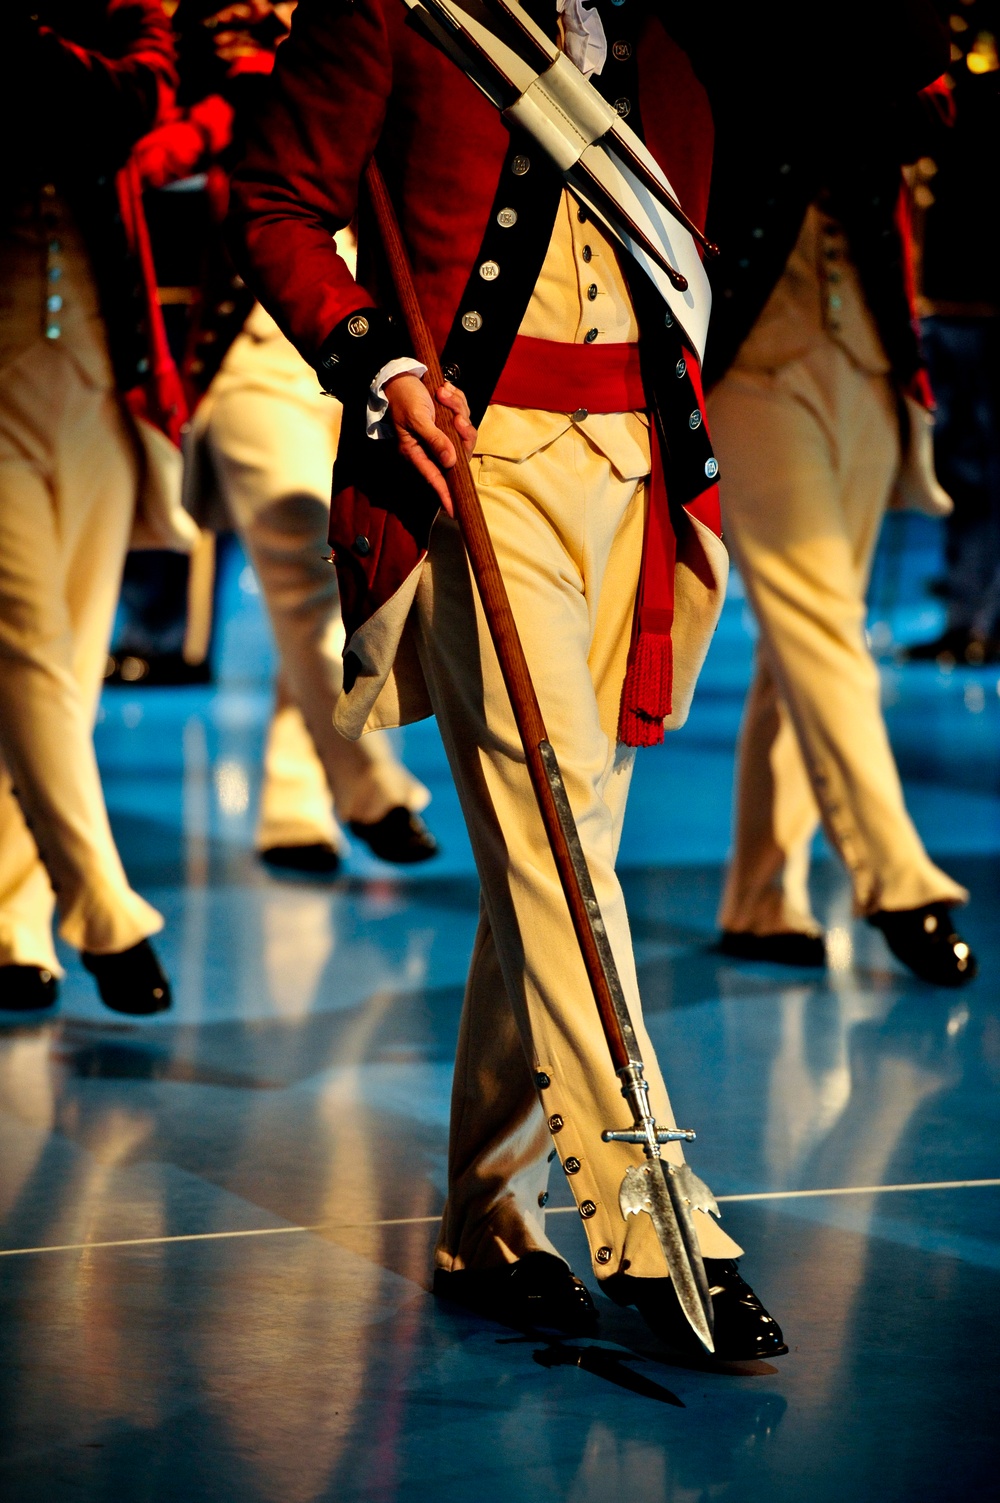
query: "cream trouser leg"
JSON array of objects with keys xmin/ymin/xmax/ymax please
[
  {"xmin": 709, "ymin": 343, "xmax": 966, "ymax": 931},
  {"xmin": 419, "ymin": 419, "xmax": 742, "ymax": 1279},
  {"xmin": 0, "ymin": 341, "xmax": 163, "ymax": 972},
  {"xmin": 205, "ymin": 339, "xmax": 427, "ymax": 830},
  {"xmin": 256, "ymin": 679, "xmax": 340, "ymax": 851}
]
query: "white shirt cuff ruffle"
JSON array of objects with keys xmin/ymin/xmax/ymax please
[{"xmin": 366, "ymin": 357, "xmax": 428, "ymax": 438}]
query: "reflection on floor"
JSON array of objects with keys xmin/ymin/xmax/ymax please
[{"xmin": 1, "ymin": 543, "xmax": 998, "ymax": 1501}]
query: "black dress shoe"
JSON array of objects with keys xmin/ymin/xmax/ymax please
[
  {"xmin": 433, "ymin": 1251, "xmax": 599, "ymax": 1336},
  {"xmin": 349, "ymin": 807, "xmax": 439, "ymax": 865},
  {"xmin": 259, "ymin": 842, "xmax": 342, "ymax": 876},
  {"xmin": 869, "ymin": 902, "xmax": 978, "ymax": 988},
  {"xmin": 902, "ymin": 627, "xmax": 995, "ymax": 667},
  {"xmin": 0, "ymin": 964, "xmax": 59, "ymax": 1012},
  {"xmin": 602, "ymin": 1259, "xmax": 788, "ymax": 1362},
  {"xmin": 719, "ymin": 930, "xmax": 826, "ymax": 968},
  {"xmin": 81, "ymin": 939, "xmax": 172, "ymax": 1016}
]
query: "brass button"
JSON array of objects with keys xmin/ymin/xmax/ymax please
[
  {"xmin": 497, "ymin": 207, "xmax": 518, "ymax": 228},
  {"xmin": 582, "ymin": 245, "xmax": 593, "ymax": 263},
  {"xmin": 511, "ymin": 154, "xmax": 531, "ymax": 175},
  {"xmin": 675, "ymin": 357, "xmax": 687, "ymax": 378},
  {"xmin": 584, "ymin": 328, "xmax": 599, "ymax": 343},
  {"xmin": 347, "ymin": 314, "xmax": 370, "ymax": 337},
  {"xmin": 688, "ymin": 409, "xmax": 703, "ymax": 429},
  {"xmin": 534, "ymin": 1071, "xmax": 551, "ymax": 1089},
  {"xmin": 564, "ymin": 1157, "xmax": 581, "ymax": 1175},
  {"xmin": 611, "ymin": 40, "xmax": 632, "ymax": 60},
  {"xmin": 479, "ymin": 259, "xmax": 500, "ymax": 281},
  {"xmin": 705, "ymin": 457, "xmax": 719, "ymax": 480},
  {"xmin": 578, "ymin": 206, "xmax": 588, "ymax": 223},
  {"xmin": 354, "ymin": 535, "xmax": 371, "ymax": 556},
  {"xmin": 596, "ymin": 1246, "xmax": 613, "ymax": 1264},
  {"xmin": 570, "ymin": 407, "xmax": 588, "ymax": 422},
  {"xmin": 587, "ymin": 283, "xmax": 598, "ymax": 300},
  {"xmin": 461, "ymin": 310, "xmax": 483, "ymax": 332},
  {"xmin": 548, "ymin": 1114, "xmax": 564, "ymax": 1133},
  {"xmin": 442, "ymin": 363, "xmax": 461, "ymax": 382},
  {"xmin": 614, "ymin": 97, "xmax": 631, "ymax": 117},
  {"xmin": 580, "ymin": 1200, "xmax": 597, "ymax": 1219}
]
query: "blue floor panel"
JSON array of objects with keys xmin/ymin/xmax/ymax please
[{"xmin": 1, "ymin": 555, "xmax": 998, "ymax": 1499}]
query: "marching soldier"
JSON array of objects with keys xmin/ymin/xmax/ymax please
[
  {"xmin": 226, "ymin": 0, "xmax": 786, "ymax": 1358},
  {"xmin": 0, "ymin": 1, "xmax": 184, "ymax": 1015}
]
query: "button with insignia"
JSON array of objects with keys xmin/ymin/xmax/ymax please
[
  {"xmin": 689, "ymin": 409, "xmax": 703, "ymax": 430},
  {"xmin": 442, "ymin": 363, "xmax": 461, "ymax": 382},
  {"xmin": 587, "ymin": 283, "xmax": 598, "ymax": 300},
  {"xmin": 580, "ymin": 1200, "xmax": 598, "ymax": 1218},
  {"xmin": 612, "ymin": 39, "xmax": 632, "ymax": 59},
  {"xmin": 705, "ymin": 457, "xmax": 719, "ymax": 480},
  {"xmin": 479, "ymin": 259, "xmax": 500, "ymax": 281},
  {"xmin": 584, "ymin": 328, "xmax": 599, "ymax": 343},
  {"xmin": 354, "ymin": 535, "xmax": 371, "ymax": 557},
  {"xmin": 511, "ymin": 154, "xmax": 531, "ymax": 175},
  {"xmin": 675, "ymin": 356, "xmax": 687, "ymax": 378},
  {"xmin": 548, "ymin": 1114, "xmax": 564, "ymax": 1133},
  {"xmin": 347, "ymin": 314, "xmax": 370, "ymax": 337},
  {"xmin": 534, "ymin": 1071, "xmax": 551, "ymax": 1090},
  {"xmin": 462, "ymin": 310, "xmax": 483, "ymax": 332},
  {"xmin": 571, "ymin": 407, "xmax": 588, "ymax": 422},
  {"xmin": 614, "ymin": 97, "xmax": 631, "ymax": 117},
  {"xmin": 596, "ymin": 1246, "xmax": 613, "ymax": 1264},
  {"xmin": 564, "ymin": 1157, "xmax": 581, "ymax": 1175},
  {"xmin": 496, "ymin": 207, "xmax": 518, "ymax": 228},
  {"xmin": 582, "ymin": 245, "xmax": 593, "ymax": 263}
]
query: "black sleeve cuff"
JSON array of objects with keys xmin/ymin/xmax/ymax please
[{"xmin": 315, "ymin": 307, "xmax": 412, "ymax": 404}]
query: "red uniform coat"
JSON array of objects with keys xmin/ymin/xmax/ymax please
[{"xmin": 228, "ymin": 0, "xmax": 722, "ymax": 731}]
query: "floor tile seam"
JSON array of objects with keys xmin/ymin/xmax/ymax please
[{"xmin": 1, "ymin": 1178, "xmax": 998, "ymax": 1259}]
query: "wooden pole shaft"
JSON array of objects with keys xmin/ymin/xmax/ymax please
[{"xmin": 364, "ymin": 158, "xmax": 631, "ymax": 1073}]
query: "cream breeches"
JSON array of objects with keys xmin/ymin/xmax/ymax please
[
  {"xmin": 417, "ymin": 413, "xmax": 742, "ymax": 1280},
  {"xmin": 0, "ymin": 340, "xmax": 162, "ymax": 972},
  {"xmin": 203, "ymin": 316, "xmax": 428, "ymax": 840},
  {"xmin": 709, "ymin": 342, "xmax": 966, "ymax": 934}
]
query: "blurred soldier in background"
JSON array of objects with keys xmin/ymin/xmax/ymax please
[
  {"xmin": 0, "ymin": 1, "xmax": 185, "ymax": 1015},
  {"xmin": 134, "ymin": 0, "xmax": 438, "ymax": 874},
  {"xmin": 905, "ymin": 2, "xmax": 1000, "ymax": 666},
  {"xmin": 699, "ymin": 2, "xmax": 978, "ymax": 987}
]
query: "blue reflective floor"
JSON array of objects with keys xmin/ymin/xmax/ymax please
[{"xmin": 1, "ymin": 531, "xmax": 999, "ymax": 1501}]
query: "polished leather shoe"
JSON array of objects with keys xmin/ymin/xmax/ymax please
[
  {"xmin": 349, "ymin": 807, "xmax": 439, "ymax": 864},
  {"xmin": 260, "ymin": 842, "xmax": 342, "ymax": 877},
  {"xmin": 433, "ymin": 1251, "xmax": 599, "ymax": 1336},
  {"xmin": 719, "ymin": 930, "xmax": 826, "ymax": 968},
  {"xmin": 603, "ymin": 1259, "xmax": 788, "ymax": 1361},
  {"xmin": 82, "ymin": 939, "xmax": 172, "ymax": 1016},
  {"xmin": 0, "ymin": 964, "xmax": 59, "ymax": 1012},
  {"xmin": 902, "ymin": 626, "xmax": 996, "ymax": 667},
  {"xmin": 869, "ymin": 902, "xmax": 978, "ymax": 987}
]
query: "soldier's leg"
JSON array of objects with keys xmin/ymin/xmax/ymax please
[
  {"xmin": 710, "ymin": 354, "xmax": 965, "ymax": 918},
  {"xmin": 422, "ymin": 420, "xmax": 742, "ymax": 1280},
  {"xmin": 205, "ymin": 354, "xmax": 428, "ymax": 827},
  {"xmin": 0, "ymin": 344, "xmax": 162, "ymax": 963},
  {"xmin": 717, "ymin": 645, "xmax": 823, "ymax": 937},
  {"xmin": 256, "ymin": 678, "xmax": 342, "ymax": 854}
]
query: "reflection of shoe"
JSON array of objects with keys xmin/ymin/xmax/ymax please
[
  {"xmin": 902, "ymin": 627, "xmax": 995, "ymax": 666},
  {"xmin": 259, "ymin": 842, "xmax": 342, "ymax": 877},
  {"xmin": 869, "ymin": 903, "xmax": 978, "ymax": 988},
  {"xmin": 82, "ymin": 940, "xmax": 172, "ymax": 1015},
  {"xmin": 433, "ymin": 1251, "xmax": 599, "ymax": 1336},
  {"xmin": 603, "ymin": 1259, "xmax": 788, "ymax": 1361},
  {"xmin": 0, "ymin": 964, "xmax": 59, "ymax": 1012},
  {"xmin": 349, "ymin": 807, "xmax": 439, "ymax": 864},
  {"xmin": 719, "ymin": 930, "xmax": 826, "ymax": 967}
]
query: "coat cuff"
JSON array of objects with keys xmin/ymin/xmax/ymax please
[{"xmin": 315, "ymin": 308, "xmax": 412, "ymax": 404}]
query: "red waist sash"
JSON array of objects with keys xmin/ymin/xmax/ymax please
[{"xmin": 492, "ymin": 335, "xmax": 676, "ymax": 746}]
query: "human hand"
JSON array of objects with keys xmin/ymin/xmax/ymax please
[{"xmin": 383, "ymin": 374, "xmax": 477, "ymax": 516}]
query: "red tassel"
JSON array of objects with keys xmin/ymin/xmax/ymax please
[{"xmin": 618, "ymin": 631, "xmax": 673, "ymax": 747}]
